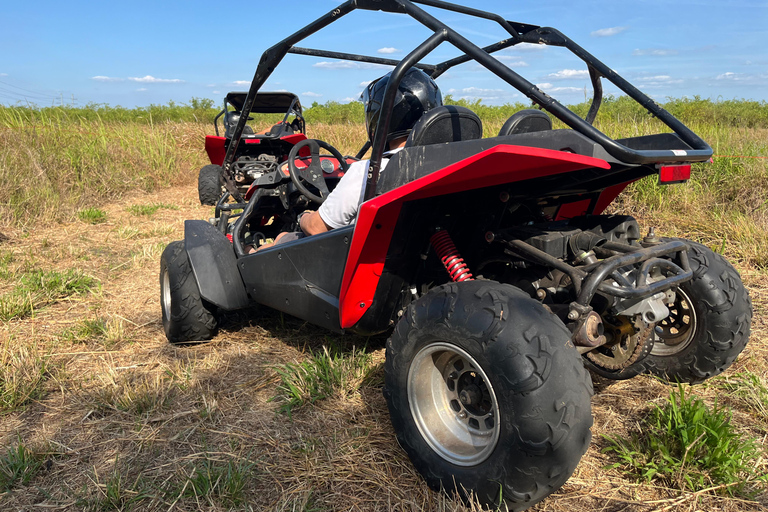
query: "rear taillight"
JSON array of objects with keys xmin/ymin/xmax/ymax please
[{"xmin": 658, "ymin": 163, "xmax": 691, "ymax": 184}]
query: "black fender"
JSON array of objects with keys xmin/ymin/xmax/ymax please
[{"xmin": 184, "ymin": 220, "xmax": 250, "ymax": 311}]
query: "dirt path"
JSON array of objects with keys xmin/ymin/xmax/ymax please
[{"xmin": 1, "ymin": 184, "xmax": 765, "ymax": 511}]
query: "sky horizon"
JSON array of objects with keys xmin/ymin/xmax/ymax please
[{"xmin": 2, "ymin": 0, "xmax": 767, "ymax": 109}]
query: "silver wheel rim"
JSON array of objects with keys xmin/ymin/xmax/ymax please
[
  {"xmin": 161, "ymin": 269, "xmax": 171, "ymax": 321},
  {"xmin": 407, "ymin": 342, "xmax": 500, "ymax": 466},
  {"xmin": 652, "ymin": 288, "xmax": 697, "ymax": 356}
]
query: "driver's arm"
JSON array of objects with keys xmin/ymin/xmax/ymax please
[{"xmin": 300, "ymin": 210, "xmax": 331, "ymax": 236}]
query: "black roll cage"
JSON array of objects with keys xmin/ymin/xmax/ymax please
[{"xmin": 223, "ymin": 0, "xmax": 712, "ymax": 202}]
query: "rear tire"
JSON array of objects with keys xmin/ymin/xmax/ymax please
[
  {"xmin": 384, "ymin": 281, "xmax": 593, "ymax": 511},
  {"xmin": 632, "ymin": 239, "xmax": 751, "ymax": 384},
  {"xmin": 198, "ymin": 164, "xmax": 223, "ymax": 206},
  {"xmin": 160, "ymin": 241, "xmax": 217, "ymax": 343}
]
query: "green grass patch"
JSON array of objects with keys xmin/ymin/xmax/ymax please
[
  {"xmin": 89, "ymin": 373, "xmax": 174, "ymax": 418},
  {"xmin": 0, "ymin": 345, "xmax": 51, "ymax": 412},
  {"xmin": 0, "ymin": 269, "xmax": 98, "ymax": 321},
  {"xmin": 0, "ymin": 251, "xmax": 13, "ymax": 280},
  {"xmin": 0, "ymin": 442, "xmax": 46, "ymax": 492},
  {"xmin": 77, "ymin": 207, "xmax": 107, "ymax": 224},
  {"xmin": 126, "ymin": 202, "xmax": 178, "ymax": 216},
  {"xmin": 62, "ymin": 316, "xmax": 126, "ymax": 348},
  {"xmin": 87, "ymin": 464, "xmax": 151, "ymax": 511},
  {"xmin": 166, "ymin": 456, "xmax": 256, "ymax": 507},
  {"xmin": 273, "ymin": 345, "xmax": 375, "ymax": 414},
  {"xmin": 604, "ymin": 385, "xmax": 767, "ymax": 497},
  {"xmin": 717, "ymin": 371, "xmax": 768, "ymax": 429}
]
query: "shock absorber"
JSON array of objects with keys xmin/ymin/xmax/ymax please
[{"xmin": 430, "ymin": 230, "xmax": 474, "ymax": 282}]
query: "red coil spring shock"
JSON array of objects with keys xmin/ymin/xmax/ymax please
[{"xmin": 430, "ymin": 230, "xmax": 474, "ymax": 282}]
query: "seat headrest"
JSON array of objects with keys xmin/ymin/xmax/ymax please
[
  {"xmin": 498, "ymin": 109, "xmax": 552, "ymax": 136},
  {"xmin": 405, "ymin": 105, "xmax": 483, "ymax": 147}
]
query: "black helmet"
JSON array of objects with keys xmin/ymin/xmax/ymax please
[{"xmin": 362, "ymin": 67, "xmax": 442, "ymax": 144}]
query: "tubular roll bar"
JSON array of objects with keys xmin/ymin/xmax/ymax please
[{"xmin": 224, "ymin": 0, "xmax": 713, "ymax": 203}]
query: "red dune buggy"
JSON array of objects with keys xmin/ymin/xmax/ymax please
[
  {"xmin": 161, "ymin": 1, "xmax": 751, "ymax": 510},
  {"xmin": 197, "ymin": 91, "xmax": 308, "ymax": 205}
]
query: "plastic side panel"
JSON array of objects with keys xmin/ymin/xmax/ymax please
[
  {"xmin": 339, "ymin": 145, "xmax": 610, "ymax": 328},
  {"xmin": 593, "ymin": 182, "xmax": 633, "ymax": 215},
  {"xmin": 555, "ymin": 199, "xmax": 592, "ymax": 220},
  {"xmin": 205, "ymin": 136, "xmax": 226, "ymax": 165},
  {"xmin": 185, "ymin": 220, "xmax": 250, "ymax": 311},
  {"xmin": 238, "ymin": 226, "xmax": 353, "ymax": 333},
  {"xmin": 280, "ymin": 133, "xmax": 307, "ymax": 145}
]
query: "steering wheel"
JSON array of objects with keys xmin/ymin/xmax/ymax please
[{"xmin": 287, "ymin": 139, "xmax": 350, "ymax": 204}]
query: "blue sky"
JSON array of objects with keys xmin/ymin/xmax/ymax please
[{"xmin": 1, "ymin": 0, "xmax": 766, "ymax": 109}]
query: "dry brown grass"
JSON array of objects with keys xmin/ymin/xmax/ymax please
[{"xmin": 1, "ymin": 141, "xmax": 767, "ymax": 509}]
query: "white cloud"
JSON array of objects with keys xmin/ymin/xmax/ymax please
[
  {"xmin": 447, "ymin": 87, "xmax": 519, "ymax": 103},
  {"xmin": 377, "ymin": 47, "xmax": 399, "ymax": 54},
  {"xmin": 536, "ymin": 83, "xmax": 585, "ymax": 94},
  {"xmin": 716, "ymin": 72, "xmax": 745, "ymax": 80},
  {"xmin": 495, "ymin": 56, "xmax": 529, "ymax": 67},
  {"xmin": 0, "ymin": 73, "xmax": 7, "ymax": 77},
  {"xmin": 137, "ymin": 88, "xmax": 148, "ymax": 92},
  {"xmin": 343, "ymin": 97, "xmax": 360, "ymax": 103},
  {"xmin": 127, "ymin": 75, "xmax": 184, "ymax": 84},
  {"xmin": 302, "ymin": 91, "xmax": 323, "ymax": 97},
  {"xmin": 213, "ymin": 90, "xmax": 220, "ymax": 95},
  {"xmin": 591, "ymin": 26, "xmax": 628, "ymax": 37},
  {"xmin": 360, "ymin": 80, "xmax": 373, "ymax": 87},
  {"xmin": 313, "ymin": 61, "xmax": 391, "ymax": 70},
  {"xmin": 206, "ymin": 83, "xmax": 217, "ymax": 87},
  {"xmin": 549, "ymin": 86, "xmax": 583, "ymax": 93},
  {"xmin": 233, "ymin": 80, "xmax": 251, "ymax": 85},
  {"xmin": 459, "ymin": 87, "xmax": 505, "ymax": 95},
  {"xmin": 548, "ymin": 69, "xmax": 589, "ymax": 80},
  {"xmin": 633, "ymin": 48, "xmax": 678, "ymax": 56},
  {"xmin": 506, "ymin": 43, "xmax": 547, "ymax": 52},
  {"xmin": 91, "ymin": 76, "xmax": 124, "ymax": 82},
  {"xmin": 636, "ymin": 75, "xmax": 684, "ymax": 87}
]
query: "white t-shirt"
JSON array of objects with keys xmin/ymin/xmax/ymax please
[{"xmin": 318, "ymin": 150, "xmax": 398, "ymax": 229}]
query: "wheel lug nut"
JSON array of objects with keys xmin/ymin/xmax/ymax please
[
  {"xmin": 448, "ymin": 372, "xmax": 458, "ymax": 380},
  {"xmin": 458, "ymin": 411, "xmax": 467, "ymax": 419}
]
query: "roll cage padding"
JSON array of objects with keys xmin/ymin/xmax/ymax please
[
  {"xmin": 498, "ymin": 109, "xmax": 552, "ymax": 136},
  {"xmin": 404, "ymin": 105, "xmax": 483, "ymax": 147}
]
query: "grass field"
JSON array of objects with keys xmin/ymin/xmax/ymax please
[{"xmin": 0, "ymin": 99, "xmax": 767, "ymax": 511}]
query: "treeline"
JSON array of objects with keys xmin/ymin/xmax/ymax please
[{"xmin": 2, "ymin": 96, "xmax": 768, "ymax": 128}]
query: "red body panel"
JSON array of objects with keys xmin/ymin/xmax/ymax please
[
  {"xmin": 205, "ymin": 136, "xmax": 227, "ymax": 165},
  {"xmin": 338, "ymin": 144, "xmax": 611, "ymax": 329},
  {"xmin": 204, "ymin": 133, "xmax": 309, "ymax": 165},
  {"xmin": 592, "ymin": 182, "xmax": 633, "ymax": 215},
  {"xmin": 555, "ymin": 199, "xmax": 592, "ymax": 220}
]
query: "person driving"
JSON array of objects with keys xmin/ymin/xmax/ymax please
[{"xmin": 253, "ymin": 68, "xmax": 442, "ymax": 252}]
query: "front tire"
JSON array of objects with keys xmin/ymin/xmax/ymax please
[
  {"xmin": 632, "ymin": 239, "xmax": 752, "ymax": 384},
  {"xmin": 160, "ymin": 241, "xmax": 217, "ymax": 343},
  {"xmin": 198, "ymin": 164, "xmax": 223, "ymax": 206},
  {"xmin": 384, "ymin": 281, "xmax": 593, "ymax": 511}
]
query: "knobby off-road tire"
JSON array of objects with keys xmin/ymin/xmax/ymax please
[
  {"xmin": 198, "ymin": 164, "xmax": 223, "ymax": 206},
  {"xmin": 160, "ymin": 241, "xmax": 217, "ymax": 343},
  {"xmin": 632, "ymin": 238, "xmax": 752, "ymax": 384},
  {"xmin": 384, "ymin": 281, "xmax": 593, "ymax": 511}
]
